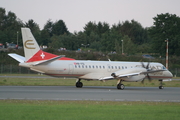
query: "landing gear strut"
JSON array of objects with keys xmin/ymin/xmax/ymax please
[
  {"xmin": 76, "ymin": 79, "xmax": 83, "ymax": 88},
  {"xmin": 117, "ymin": 79, "xmax": 125, "ymax": 90},
  {"xmin": 159, "ymin": 79, "xmax": 164, "ymax": 89}
]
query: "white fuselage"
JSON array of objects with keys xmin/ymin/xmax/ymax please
[{"xmin": 21, "ymin": 60, "xmax": 172, "ymax": 81}]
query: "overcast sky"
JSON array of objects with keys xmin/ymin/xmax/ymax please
[{"xmin": 1, "ymin": 0, "xmax": 180, "ymax": 32}]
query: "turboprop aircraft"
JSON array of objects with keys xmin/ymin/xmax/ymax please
[{"xmin": 8, "ymin": 28, "xmax": 173, "ymax": 90}]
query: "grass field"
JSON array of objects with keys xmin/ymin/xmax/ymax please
[
  {"xmin": 0, "ymin": 74, "xmax": 180, "ymax": 87},
  {"xmin": 0, "ymin": 100, "xmax": 180, "ymax": 120}
]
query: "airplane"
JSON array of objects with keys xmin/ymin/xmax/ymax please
[{"xmin": 8, "ymin": 28, "xmax": 173, "ymax": 90}]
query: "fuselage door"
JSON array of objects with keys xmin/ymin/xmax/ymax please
[{"xmin": 69, "ymin": 64, "xmax": 74, "ymax": 74}]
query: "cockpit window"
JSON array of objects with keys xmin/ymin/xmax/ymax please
[{"xmin": 162, "ymin": 66, "xmax": 167, "ymax": 70}]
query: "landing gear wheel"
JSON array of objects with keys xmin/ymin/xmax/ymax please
[
  {"xmin": 117, "ymin": 84, "xmax": 125, "ymax": 90},
  {"xmin": 159, "ymin": 86, "xmax": 164, "ymax": 89},
  {"xmin": 76, "ymin": 82, "xmax": 83, "ymax": 88},
  {"xmin": 159, "ymin": 80, "xmax": 164, "ymax": 89}
]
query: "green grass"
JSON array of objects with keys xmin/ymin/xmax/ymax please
[
  {"xmin": 0, "ymin": 100, "xmax": 180, "ymax": 120},
  {"xmin": 0, "ymin": 74, "xmax": 180, "ymax": 87}
]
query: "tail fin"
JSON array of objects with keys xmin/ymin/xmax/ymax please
[
  {"xmin": 21, "ymin": 28, "xmax": 40, "ymax": 61},
  {"xmin": 21, "ymin": 28, "xmax": 75, "ymax": 63}
]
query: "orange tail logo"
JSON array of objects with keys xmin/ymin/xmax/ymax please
[{"xmin": 24, "ymin": 40, "xmax": 35, "ymax": 49}]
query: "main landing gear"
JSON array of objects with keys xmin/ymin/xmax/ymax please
[
  {"xmin": 159, "ymin": 79, "xmax": 164, "ymax": 89},
  {"xmin": 117, "ymin": 79, "xmax": 125, "ymax": 90},
  {"xmin": 76, "ymin": 79, "xmax": 83, "ymax": 88}
]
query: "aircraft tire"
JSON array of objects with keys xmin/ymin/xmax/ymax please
[
  {"xmin": 159, "ymin": 86, "xmax": 164, "ymax": 89},
  {"xmin": 117, "ymin": 84, "xmax": 125, "ymax": 90},
  {"xmin": 76, "ymin": 82, "xmax": 83, "ymax": 88}
]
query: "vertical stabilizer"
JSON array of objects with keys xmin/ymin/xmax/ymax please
[{"xmin": 21, "ymin": 28, "xmax": 40, "ymax": 61}]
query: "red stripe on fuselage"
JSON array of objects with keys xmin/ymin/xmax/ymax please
[{"xmin": 26, "ymin": 50, "xmax": 75, "ymax": 62}]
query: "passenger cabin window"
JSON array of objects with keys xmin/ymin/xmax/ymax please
[{"xmin": 103, "ymin": 66, "xmax": 105, "ymax": 69}]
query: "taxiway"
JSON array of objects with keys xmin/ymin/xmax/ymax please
[{"xmin": 0, "ymin": 86, "xmax": 180, "ymax": 102}]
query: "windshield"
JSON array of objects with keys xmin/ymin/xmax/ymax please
[{"xmin": 162, "ymin": 66, "xmax": 167, "ymax": 70}]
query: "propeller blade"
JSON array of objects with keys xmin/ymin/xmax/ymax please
[
  {"xmin": 146, "ymin": 62, "xmax": 150, "ymax": 69},
  {"xmin": 146, "ymin": 74, "xmax": 152, "ymax": 82},
  {"xmin": 141, "ymin": 61, "xmax": 152, "ymax": 83},
  {"xmin": 141, "ymin": 62, "xmax": 146, "ymax": 68}
]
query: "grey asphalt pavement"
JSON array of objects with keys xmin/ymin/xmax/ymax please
[{"xmin": 0, "ymin": 86, "xmax": 180, "ymax": 102}]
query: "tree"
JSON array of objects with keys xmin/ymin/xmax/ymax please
[
  {"xmin": 113, "ymin": 20, "xmax": 149, "ymax": 45},
  {"xmin": 122, "ymin": 35, "xmax": 136, "ymax": 55},
  {"xmin": 0, "ymin": 8, "xmax": 23, "ymax": 45},
  {"xmin": 48, "ymin": 35, "xmax": 63, "ymax": 49},
  {"xmin": 83, "ymin": 21, "xmax": 97, "ymax": 36},
  {"xmin": 0, "ymin": 8, "xmax": 6, "ymax": 30},
  {"xmin": 43, "ymin": 19, "xmax": 53, "ymax": 37},
  {"xmin": 25, "ymin": 19, "xmax": 41, "ymax": 44},
  {"xmin": 40, "ymin": 20, "xmax": 54, "ymax": 45},
  {"xmin": 25, "ymin": 19, "xmax": 40, "ymax": 32},
  {"xmin": 52, "ymin": 20, "xmax": 69, "ymax": 36},
  {"xmin": 149, "ymin": 13, "xmax": 180, "ymax": 56}
]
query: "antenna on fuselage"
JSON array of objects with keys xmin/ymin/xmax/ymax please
[{"xmin": 106, "ymin": 55, "xmax": 111, "ymax": 62}]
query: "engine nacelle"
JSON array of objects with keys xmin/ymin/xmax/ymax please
[
  {"xmin": 111, "ymin": 67, "xmax": 147, "ymax": 81},
  {"xmin": 122, "ymin": 74, "xmax": 146, "ymax": 82}
]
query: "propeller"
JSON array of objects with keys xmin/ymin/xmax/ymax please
[{"xmin": 141, "ymin": 62, "xmax": 152, "ymax": 83}]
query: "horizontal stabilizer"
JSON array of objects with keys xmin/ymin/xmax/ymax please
[
  {"xmin": 8, "ymin": 53, "xmax": 25, "ymax": 63},
  {"xmin": 33, "ymin": 55, "xmax": 65, "ymax": 66}
]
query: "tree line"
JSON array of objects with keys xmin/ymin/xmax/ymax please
[{"xmin": 1, "ymin": 7, "xmax": 180, "ymax": 57}]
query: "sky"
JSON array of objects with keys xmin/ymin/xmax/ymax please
[{"xmin": 1, "ymin": 0, "xmax": 180, "ymax": 32}]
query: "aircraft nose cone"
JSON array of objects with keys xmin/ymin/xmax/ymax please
[
  {"xmin": 169, "ymin": 71, "xmax": 173, "ymax": 77},
  {"xmin": 166, "ymin": 70, "xmax": 173, "ymax": 78}
]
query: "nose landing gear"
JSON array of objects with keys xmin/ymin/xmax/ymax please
[{"xmin": 159, "ymin": 79, "xmax": 164, "ymax": 89}]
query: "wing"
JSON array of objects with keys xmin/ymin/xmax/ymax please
[
  {"xmin": 99, "ymin": 69, "xmax": 166, "ymax": 81},
  {"xmin": 78, "ymin": 68, "xmax": 165, "ymax": 81},
  {"xmin": 79, "ymin": 72, "xmax": 141, "ymax": 81},
  {"xmin": 99, "ymin": 72, "xmax": 141, "ymax": 80}
]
